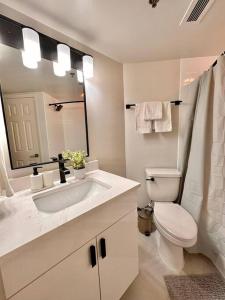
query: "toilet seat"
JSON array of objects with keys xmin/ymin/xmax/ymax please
[{"xmin": 154, "ymin": 203, "xmax": 197, "ymax": 248}]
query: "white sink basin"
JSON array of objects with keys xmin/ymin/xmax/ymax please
[{"xmin": 33, "ymin": 178, "xmax": 111, "ymax": 213}]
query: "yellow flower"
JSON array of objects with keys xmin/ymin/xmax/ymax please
[{"xmin": 63, "ymin": 150, "xmax": 86, "ymax": 169}]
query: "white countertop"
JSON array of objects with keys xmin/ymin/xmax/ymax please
[{"xmin": 0, "ymin": 170, "xmax": 140, "ymax": 258}]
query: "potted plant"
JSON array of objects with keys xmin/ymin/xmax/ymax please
[{"xmin": 63, "ymin": 150, "xmax": 86, "ymax": 179}]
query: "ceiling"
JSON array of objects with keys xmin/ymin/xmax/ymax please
[{"xmin": 0, "ymin": 0, "xmax": 225, "ymax": 63}]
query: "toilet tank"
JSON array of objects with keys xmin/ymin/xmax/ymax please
[{"xmin": 145, "ymin": 168, "xmax": 182, "ymax": 202}]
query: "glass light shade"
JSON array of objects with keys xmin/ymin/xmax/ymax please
[
  {"xmin": 77, "ymin": 70, "xmax": 84, "ymax": 83},
  {"xmin": 57, "ymin": 43, "xmax": 71, "ymax": 72},
  {"xmin": 83, "ymin": 55, "xmax": 93, "ymax": 79},
  {"xmin": 21, "ymin": 51, "xmax": 38, "ymax": 69},
  {"xmin": 53, "ymin": 61, "xmax": 66, "ymax": 77},
  {"xmin": 22, "ymin": 27, "xmax": 41, "ymax": 62}
]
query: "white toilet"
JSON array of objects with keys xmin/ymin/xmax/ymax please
[{"xmin": 145, "ymin": 168, "xmax": 197, "ymax": 272}]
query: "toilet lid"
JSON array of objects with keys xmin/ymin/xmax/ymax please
[
  {"xmin": 154, "ymin": 203, "xmax": 197, "ymax": 241},
  {"xmin": 145, "ymin": 168, "xmax": 181, "ymax": 178}
]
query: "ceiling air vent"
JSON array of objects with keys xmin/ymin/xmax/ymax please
[{"xmin": 180, "ymin": 0, "xmax": 215, "ymax": 25}]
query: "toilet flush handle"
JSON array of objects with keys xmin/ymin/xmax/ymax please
[{"xmin": 146, "ymin": 177, "xmax": 155, "ymax": 182}]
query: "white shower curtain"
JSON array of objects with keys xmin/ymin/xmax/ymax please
[{"xmin": 181, "ymin": 56, "xmax": 225, "ymax": 276}]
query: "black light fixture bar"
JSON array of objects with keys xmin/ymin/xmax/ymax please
[
  {"xmin": 0, "ymin": 14, "xmax": 90, "ymax": 70},
  {"xmin": 126, "ymin": 100, "xmax": 182, "ymax": 109},
  {"xmin": 49, "ymin": 100, "xmax": 85, "ymax": 106}
]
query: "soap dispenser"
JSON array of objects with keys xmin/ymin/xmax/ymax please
[{"xmin": 30, "ymin": 166, "xmax": 43, "ymax": 192}]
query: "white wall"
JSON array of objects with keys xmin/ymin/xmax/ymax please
[
  {"xmin": 180, "ymin": 56, "xmax": 217, "ymax": 89},
  {"xmin": 43, "ymin": 94, "xmax": 65, "ymax": 157},
  {"xmin": 123, "ymin": 60, "xmax": 180, "ymax": 206},
  {"xmin": 0, "ymin": 4, "xmax": 126, "ymax": 178},
  {"xmin": 62, "ymin": 104, "xmax": 87, "ymax": 152},
  {"xmin": 43, "ymin": 94, "xmax": 87, "ymax": 156}
]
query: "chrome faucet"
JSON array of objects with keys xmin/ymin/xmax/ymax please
[{"xmin": 56, "ymin": 153, "xmax": 70, "ymax": 183}]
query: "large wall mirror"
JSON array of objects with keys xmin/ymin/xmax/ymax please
[{"xmin": 0, "ymin": 15, "xmax": 89, "ymax": 170}]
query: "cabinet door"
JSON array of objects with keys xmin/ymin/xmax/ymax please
[
  {"xmin": 97, "ymin": 210, "xmax": 139, "ymax": 300},
  {"xmin": 11, "ymin": 239, "xmax": 100, "ymax": 300}
]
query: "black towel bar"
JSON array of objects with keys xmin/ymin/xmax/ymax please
[{"xmin": 126, "ymin": 100, "xmax": 182, "ymax": 109}]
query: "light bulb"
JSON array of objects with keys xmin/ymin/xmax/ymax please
[
  {"xmin": 77, "ymin": 70, "xmax": 84, "ymax": 83},
  {"xmin": 53, "ymin": 61, "xmax": 66, "ymax": 77},
  {"xmin": 22, "ymin": 28, "xmax": 41, "ymax": 63},
  {"xmin": 57, "ymin": 43, "xmax": 71, "ymax": 72},
  {"xmin": 83, "ymin": 55, "xmax": 93, "ymax": 79},
  {"xmin": 21, "ymin": 51, "xmax": 38, "ymax": 69}
]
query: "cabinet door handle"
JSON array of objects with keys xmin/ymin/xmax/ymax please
[
  {"xmin": 100, "ymin": 238, "xmax": 106, "ymax": 259},
  {"xmin": 90, "ymin": 245, "xmax": 97, "ymax": 268}
]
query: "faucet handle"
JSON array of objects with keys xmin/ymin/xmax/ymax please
[
  {"xmin": 50, "ymin": 155, "xmax": 68, "ymax": 163},
  {"xmin": 58, "ymin": 153, "xmax": 69, "ymax": 163},
  {"xmin": 50, "ymin": 156, "xmax": 58, "ymax": 162}
]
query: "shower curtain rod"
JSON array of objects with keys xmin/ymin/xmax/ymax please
[
  {"xmin": 212, "ymin": 51, "xmax": 225, "ymax": 68},
  {"xmin": 126, "ymin": 100, "xmax": 182, "ymax": 109},
  {"xmin": 48, "ymin": 100, "xmax": 84, "ymax": 106}
]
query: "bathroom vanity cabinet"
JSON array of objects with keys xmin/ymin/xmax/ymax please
[
  {"xmin": 0, "ymin": 180, "xmax": 139, "ymax": 300},
  {"xmin": 9, "ymin": 212, "xmax": 137, "ymax": 300}
]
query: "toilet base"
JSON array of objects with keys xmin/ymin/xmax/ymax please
[{"xmin": 157, "ymin": 231, "xmax": 184, "ymax": 272}]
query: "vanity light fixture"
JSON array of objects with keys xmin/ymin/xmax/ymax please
[
  {"xmin": 21, "ymin": 27, "xmax": 41, "ymax": 69},
  {"xmin": 83, "ymin": 55, "xmax": 94, "ymax": 79},
  {"xmin": 21, "ymin": 50, "xmax": 38, "ymax": 69},
  {"xmin": 77, "ymin": 70, "xmax": 84, "ymax": 83},
  {"xmin": 53, "ymin": 43, "xmax": 71, "ymax": 77},
  {"xmin": 53, "ymin": 61, "xmax": 66, "ymax": 77},
  {"xmin": 57, "ymin": 43, "xmax": 71, "ymax": 71}
]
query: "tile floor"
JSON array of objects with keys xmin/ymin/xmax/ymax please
[{"xmin": 121, "ymin": 231, "xmax": 217, "ymax": 300}]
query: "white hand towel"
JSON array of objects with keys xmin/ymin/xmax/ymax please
[
  {"xmin": 135, "ymin": 103, "xmax": 152, "ymax": 134},
  {"xmin": 144, "ymin": 101, "xmax": 162, "ymax": 120},
  {"xmin": 154, "ymin": 101, "xmax": 172, "ymax": 132}
]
